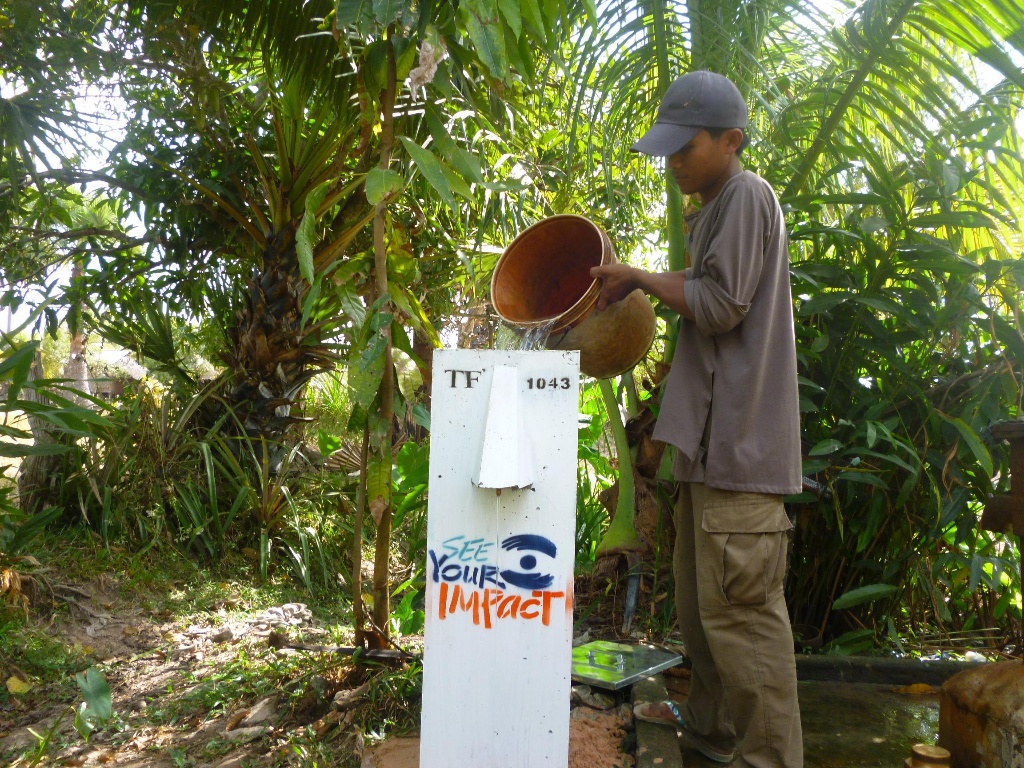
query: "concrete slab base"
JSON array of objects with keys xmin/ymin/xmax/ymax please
[{"xmin": 631, "ymin": 675, "xmax": 684, "ymax": 768}]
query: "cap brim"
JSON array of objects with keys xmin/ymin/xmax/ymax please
[{"xmin": 630, "ymin": 123, "xmax": 700, "ymax": 156}]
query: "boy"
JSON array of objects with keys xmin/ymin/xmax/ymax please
[{"xmin": 591, "ymin": 70, "xmax": 803, "ymax": 768}]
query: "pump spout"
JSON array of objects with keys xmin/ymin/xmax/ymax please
[{"xmin": 473, "ymin": 365, "xmax": 535, "ymax": 490}]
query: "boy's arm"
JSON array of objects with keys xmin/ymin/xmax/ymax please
[
  {"xmin": 590, "ymin": 264, "xmax": 695, "ymax": 321},
  {"xmin": 684, "ymin": 180, "xmax": 772, "ymax": 336}
]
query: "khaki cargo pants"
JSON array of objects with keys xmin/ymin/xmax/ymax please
[{"xmin": 674, "ymin": 482, "xmax": 803, "ymax": 768}]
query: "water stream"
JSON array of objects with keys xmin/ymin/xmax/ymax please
[{"xmin": 494, "ymin": 319, "xmax": 560, "ymax": 351}]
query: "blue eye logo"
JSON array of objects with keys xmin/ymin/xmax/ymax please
[{"xmin": 500, "ymin": 534, "xmax": 556, "ymax": 590}]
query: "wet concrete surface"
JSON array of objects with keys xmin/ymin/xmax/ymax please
[
  {"xmin": 678, "ymin": 680, "xmax": 940, "ymax": 767},
  {"xmin": 800, "ymin": 681, "xmax": 939, "ymax": 767}
]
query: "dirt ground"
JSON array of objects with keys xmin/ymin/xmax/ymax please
[
  {"xmin": 0, "ymin": 571, "xmax": 360, "ymax": 767},
  {"xmin": 0, "ymin": 570, "xmax": 636, "ymax": 768},
  {"xmin": 365, "ymin": 703, "xmax": 636, "ymax": 768}
]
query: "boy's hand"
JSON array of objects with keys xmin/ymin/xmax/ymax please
[{"xmin": 590, "ymin": 264, "xmax": 640, "ymax": 310}]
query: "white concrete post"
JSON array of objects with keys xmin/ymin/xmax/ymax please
[{"xmin": 420, "ymin": 349, "xmax": 579, "ymax": 768}]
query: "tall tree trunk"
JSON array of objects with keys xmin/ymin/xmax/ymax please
[
  {"xmin": 18, "ymin": 351, "xmax": 62, "ymax": 515},
  {"xmin": 370, "ymin": 34, "xmax": 398, "ymax": 633},
  {"xmin": 412, "ymin": 327, "xmax": 435, "ymax": 405},
  {"xmin": 63, "ymin": 259, "xmax": 92, "ymax": 406},
  {"xmin": 352, "ymin": 422, "xmax": 370, "ymax": 644}
]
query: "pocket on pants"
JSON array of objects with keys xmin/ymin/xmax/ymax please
[{"xmin": 700, "ymin": 489, "xmax": 791, "ymax": 606}]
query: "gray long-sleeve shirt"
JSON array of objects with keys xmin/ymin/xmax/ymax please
[{"xmin": 653, "ymin": 170, "xmax": 802, "ymax": 495}]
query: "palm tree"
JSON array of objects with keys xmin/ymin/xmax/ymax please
[{"xmin": 104, "ymin": 0, "xmax": 588, "ymax": 635}]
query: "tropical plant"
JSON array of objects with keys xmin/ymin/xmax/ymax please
[
  {"xmin": 2, "ymin": 0, "xmax": 1023, "ymax": 654},
  {"xmin": 24, "ymin": 667, "xmax": 112, "ymax": 768},
  {"xmin": 82, "ymin": 0, "xmax": 595, "ymax": 638}
]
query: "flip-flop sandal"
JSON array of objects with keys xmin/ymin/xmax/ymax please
[
  {"xmin": 632, "ymin": 700, "xmax": 736, "ymax": 764},
  {"xmin": 633, "ymin": 699, "xmax": 686, "ymax": 726}
]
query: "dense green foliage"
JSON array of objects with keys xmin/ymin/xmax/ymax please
[{"xmin": 1, "ymin": 0, "xmax": 1023, "ymax": 659}]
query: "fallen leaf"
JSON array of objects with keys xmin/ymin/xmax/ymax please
[
  {"xmin": 6, "ymin": 676, "xmax": 32, "ymax": 695},
  {"xmin": 332, "ymin": 682, "xmax": 371, "ymax": 711},
  {"xmin": 312, "ymin": 709, "xmax": 343, "ymax": 738},
  {"xmin": 893, "ymin": 683, "xmax": 938, "ymax": 695},
  {"xmin": 226, "ymin": 709, "xmax": 249, "ymax": 731}
]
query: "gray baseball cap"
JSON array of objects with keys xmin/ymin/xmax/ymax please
[{"xmin": 632, "ymin": 71, "xmax": 748, "ymax": 156}]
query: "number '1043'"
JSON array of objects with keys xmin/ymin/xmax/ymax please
[{"xmin": 527, "ymin": 377, "xmax": 571, "ymax": 390}]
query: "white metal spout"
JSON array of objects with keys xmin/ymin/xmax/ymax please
[{"xmin": 474, "ymin": 365, "xmax": 535, "ymax": 489}]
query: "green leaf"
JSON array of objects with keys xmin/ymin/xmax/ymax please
[
  {"xmin": 784, "ymin": 192, "xmax": 888, "ymax": 207},
  {"xmin": 336, "ymin": 0, "xmax": 375, "ymax": 33},
  {"xmin": 300, "ymin": 280, "xmax": 321, "ymax": 327},
  {"xmin": 858, "ymin": 449, "xmax": 918, "ymax": 475},
  {"xmin": 460, "ymin": 0, "xmax": 509, "ymax": 82},
  {"xmin": 365, "ymin": 168, "xmax": 404, "ymax": 205},
  {"xmin": 398, "ymin": 136, "xmax": 457, "ymax": 212},
  {"xmin": 969, "ymin": 554, "xmax": 985, "ymax": 593},
  {"xmin": 829, "ymin": 628, "xmax": 875, "ymax": 655},
  {"xmin": 498, "ymin": 0, "xmax": 522, "ymax": 38},
  {"xmin": 440, "ymin": 160, "xmax": 473, "ymax": 199},
  {"xmin": 808, "ymin": 439, "xmax": 843, "ymax": 456},
  {"xmin": 360, "ymin": 334, "xmax": 387, "ymax": 372},
  {"xmin": 318, "ymin": 429, "xmax": 342, "ymax": 457},
  {"xmin": 349, "ymin": 344, "xmax": 385, "ymax": 412},
  {"xmin": 394, "ymin": 35, "xmax": 419, "ymax": 81},
  {"xmin": 861, "ymin": 216, "xmax": 889, "ymax": 233},
  {"xmin": 366, "ymin": 452, "xmax": 391, "ymax": 507},
  {"xmin": 426, "ymin": 109, "xmax": 483, "ymax": 184},
  {"xmin": 834, "ymin": 470, "xmax": 888, "ymax": 489},
  {"xmin": 0, "ymin": 342, "xmax": 38, "ymax": 391},
  {"xmin": 797, "ymin": 375, "xmax": 825, "ymax": 393},
  {"xmin": 799, "ymin": 292, "xmax": 853, "ymax": 315},
  {"xmin": 327, "ymin": 259, "xmax": 367, "ymax": 327},
  {"xmin": 832, "ymin": 583, "xmax": 898, "ymax": 610},
  {"xmin": 853, "ymin": 295, "xmax": 904, "ymax": 315},
  {"xmin": 412, "ymin": 403, "xmax": 431, "ymax": 430},
  {"xmin": 909, "ymin": 211, "xmax": 995, "ymax": 229},
  {"xmin": 801, "ymin": 459, "xmax": 830, "ymax": 475},
  {"xmin": 0, "ymin": 442, "xmax": 72, "ymax": 458},
  {"xmin": 937, "ymin": 413, "xmax": 993, "ymax": 477},
  {"xmin": 373, "ymin": 0, "xmax": 405, "ymax": 26},
  {"xmin": 993, "ymin": 590, "xmax": 1014, "ymax": 620},
  {"xmin": 296, "ymin": 182, "xmax": 330, "ymax": 285},
  {"xmin": 362, "ymin": 39, "xmax": 389, "ymax": 98},
  {"xmin": 75, "ymin": 701, "xmax": 96, "ymax": 739},
  {"xmin": 7, "ymin": 506, "xmax": 62, "ymax": 555},
  {"xmin": 520, "ymin": 0, "xmax": 546, "ymax": 41},
  {"xmin": 886, "ymin": 617, "xmax": 906, "ymax": 655},
  {"xmin": 391, "ymin": 283, "xmax": 441, "ymax": 347},
  {"xmin": 337, "ymin": 281, "xmax": 366, "ymax": 327},
  {"xmin": 75, "ymin": 667, "xmax": 112, "ymax": 722}
]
